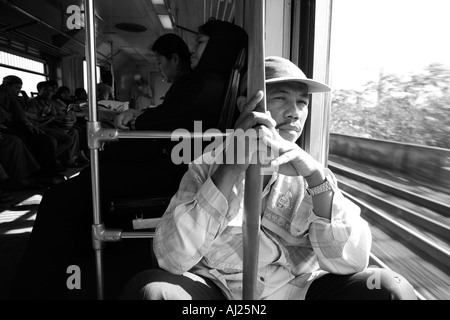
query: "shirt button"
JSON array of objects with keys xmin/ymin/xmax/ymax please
[{"xmin": 260, "ymin": 277, "xmax": 265, "ymax": 282}]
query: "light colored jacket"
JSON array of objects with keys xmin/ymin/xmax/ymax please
[{"xmin": 154, "ymin": 151, "xmax": 372, "ymax": 300}]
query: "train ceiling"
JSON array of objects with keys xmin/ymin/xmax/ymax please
[{"xmin": 0, "ymin": 0, "xmax": 236, "ymax": 70}]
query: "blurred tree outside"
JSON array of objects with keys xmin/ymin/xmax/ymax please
[{"xmin": 331, "ymin": 63, "xmax": 450, "ymax": 149}]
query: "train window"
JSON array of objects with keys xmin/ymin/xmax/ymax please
[
  {"xmin": 82, "ymin": 60, "xmax": 101, "ymax": 94},
  {"xmin": 0, "ymin": 51, "xmax": 46, "ymax": 96},
  {"xmin": 328, "ymin": 0, "xmax": 450, "ymax": 301},
  {"xmin": 330, "ymin": 0, "xmax": 450, "ymax": 149}
]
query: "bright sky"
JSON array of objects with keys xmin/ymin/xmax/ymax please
[{"xmin": 330, "ymin": 0, "xmax": 450, "ymax": 90}]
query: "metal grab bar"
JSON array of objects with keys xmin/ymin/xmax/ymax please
[{"xmin": 242, "ymin": 0, "xmax": 266, "ymax": 300}]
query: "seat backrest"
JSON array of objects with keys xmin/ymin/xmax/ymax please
[{"xmin": 218, "ymin": 47, "xmax": 247, "ymax": 132}]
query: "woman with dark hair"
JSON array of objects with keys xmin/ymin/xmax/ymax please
[
  {"xmin": 193, "ymin": 18, "xmax": 248, "ymax": 75},
  {"xmin": 115, "ymin": 20, "xmax": 248, "ymax": 132},
  {"xmin": 53, "ymin": 86, "xmax": 75, "ymax": 106},
  {"xmin": 74, "ymin": 88, "xmax": 88, "ymax": 103},
  {"xmin": 11, "ymin": 20, "xmax": 248, "ymax": 300}
]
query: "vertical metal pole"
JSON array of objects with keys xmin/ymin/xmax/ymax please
[
  {"xmin": 85, "ymin": 0, "xmax": 104, "ymax": 300},
  {"xmin": 243, "ymin": 0, "xmax": 266, "ymax": 300},
  {"xmin": 110, "ymin": 41, "xmax": 115, "ymax": 99}
]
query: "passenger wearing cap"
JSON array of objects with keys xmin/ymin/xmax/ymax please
[{"xmin": 121, "ymin": 57, "xmax": 417, "ymax": 300}]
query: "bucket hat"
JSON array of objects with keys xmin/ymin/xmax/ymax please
[{"xmin": 265, "ymin": 56, "xmax": 331, "ymax": 93}]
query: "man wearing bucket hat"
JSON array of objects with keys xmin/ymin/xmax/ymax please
[{"xmin": 121, "ymin": 57, "xmax": 417, "ymax": 300}]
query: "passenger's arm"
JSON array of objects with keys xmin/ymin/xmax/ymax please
[
  {"xmin": 264, "ymin": 128, "xmax": 371, "ymax": 271},
  {"xmin": 154, "ymin": 162, "xmax": 236, "ymax": 274},
  {"xmin": 12, "ymin": 99, "xmax": 43, "ymax": 134},
  {"xmin": 211, "ymin": 164, "xmax": 242, "ymax": 200},
  {"xmin": 262, "ymin": 131, "xmax": 334, "ymax": 219},
  {"xmin": 114, "ymin": 109, "xmax": 143, "ymax": 130},
  {"xmin": 307, "ymin": 170, "xmax": 372, "ymax": 274}
]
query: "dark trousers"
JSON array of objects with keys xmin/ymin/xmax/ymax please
[
  {"xmin": 4, "ymin": 122, "xmax": 58, "ymax": 174},
  {"xmin": 305, "ymin": 268, "xmax": 417, "ymax": 300},
  {"xmin": 0, "ymin": 133, "xmax": 40, "ymax": 184},
  {"xmin": 40, "ymin": 126, "xmax": 73, "ymax": 156},
  {"xmin": 119, "ymin": 267, "xmax": 418, "ymax": 300}
]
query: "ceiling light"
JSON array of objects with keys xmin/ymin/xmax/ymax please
[
  {"xmin": 158, "ymin": 15, "xmax": 173, "ymax": 29},
  {"xmin": 151, "ymin": 0, "xmax": 165, "ymax": 5}
]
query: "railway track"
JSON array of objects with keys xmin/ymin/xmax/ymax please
[{"xmin": 328, "ymin": 156, "xmax": 450, "ymax": 300}]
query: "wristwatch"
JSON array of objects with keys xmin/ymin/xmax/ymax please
[{"xmin": 306, "ymin": 177, "xmax": 333, "ymax": 196}]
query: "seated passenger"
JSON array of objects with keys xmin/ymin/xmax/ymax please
[
  {"xmin": 74, "ymin": 87, "xmax": 88, "ymax": 104},
  {"xmin": 27, "ymin": 81, "xmax": 88, "ymax": 167},
  {"xmin": 96, "ymin": 82, "xmax": 129, "ymax": 128},
  {"xmin": 10, "ymin": 19, "xmax": 248, "ymax": 300},
  {"xmin": 53, "ymin": 85, "xmax": 89, "ymax": 164},
  {"xmin": 130, "ymin": 76, "xmax": 153, "ymax": 112},
  {"xmin": 115, "ymin": 18, "xmax": 248, "ymax": 133},
  {"xmin": 26, "ymin": 81, "xmax": 75, "ymax": 163},
  {"xmin": 101, "ymin": 19, "xmax": 248, "ymax": 196},
  {"xmin": 120, "ymin": 57, "xmax": 418, "ymax": 301},
  {"xmin": 53, "ymin": 86, "xmax": 89, "ymax": 166},
  {"xmin": 53, "ymin": 86, "xmax": 76, "ymax": 106},
  {"xmin": 0, "ymin": 75, "xmax": 65, "ymax": 183},
  {"xmin": 69, "ymin": 87, "xmax": 90, "ymax": 159}
]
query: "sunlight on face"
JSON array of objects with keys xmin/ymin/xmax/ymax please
[{"xmin": 266, "ymin": 82, "xmax": 310, "ymax": 143}]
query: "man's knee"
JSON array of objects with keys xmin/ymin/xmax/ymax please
[
  {"xmin": 120, "ymin": 269, "xmax": 221, "ymax": 300},
  {"xmin": 120, "ymin": 269, "xmax": 185, "ymax": 300},
  {"xmin": 141, "ymin": 280, "xmax": 193, "ymax": 300},
  {"xmin": 365, "ymin": 268, "xmax": 417, "ymax": 300},
  {"xmin": 378, "ymin": 268, "xmax": 417, "ymax": 300}
]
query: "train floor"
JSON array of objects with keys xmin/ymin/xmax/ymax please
[{"xmin": 0, "ymin": 167, "xmax": 84, "ymax": 300}]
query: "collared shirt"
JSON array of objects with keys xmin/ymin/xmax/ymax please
[
  {"xmin": 154, "ymin": 150, "xmax": 372, "ymax": 300},
  {"xmin": 25, "ymin": 96, "xmax": 58, "ymax": 122}
]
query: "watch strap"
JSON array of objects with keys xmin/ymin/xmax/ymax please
[{"xmin": 306, "ymin": 179, "xmax": 333, "ymax": 196}]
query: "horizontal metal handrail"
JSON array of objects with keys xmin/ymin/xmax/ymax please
[{"xmin": 117, "ymin": 130, "xmax": 230, "ymax": 140}]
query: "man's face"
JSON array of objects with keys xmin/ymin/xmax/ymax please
[
  {"xmin": 39, "ymin": 85, "xmax": 54, "ymax": 99},
  {"xmin": 155, "ymin": 53, "xmax": 178, "ymax": 83},
  {"xmin": 190, "ymin": 34, "xmax": 210, "ymax": 70},
  {"xmin": 7, "ymin": 83, "xmax": 22, "ymax": 96},
  {"xmin": 266, "ymin": 82, "xmax": 310, "ymax": 143},
  {"xmin": 61, "ymin": 90, "xmax": 70, "ymax": 100}
]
